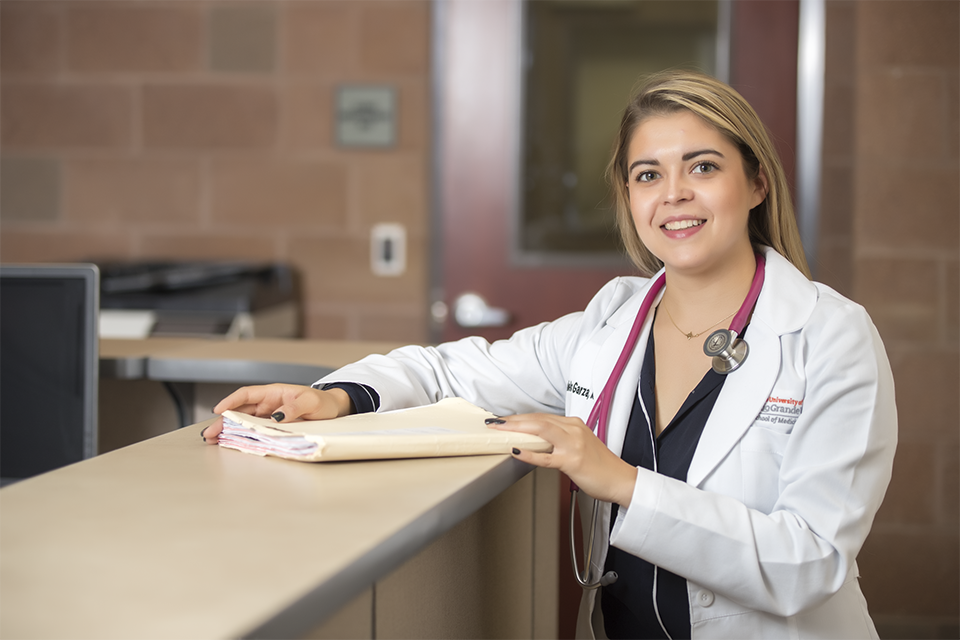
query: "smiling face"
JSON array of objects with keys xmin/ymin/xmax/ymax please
[{"xmin": 626, "ymin": 110, "xmax": 767, "ymax": 277}]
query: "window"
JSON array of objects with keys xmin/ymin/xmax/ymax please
[{"xmin": 519, "ymin": 0, "xmax": 727, "ymax": 263}]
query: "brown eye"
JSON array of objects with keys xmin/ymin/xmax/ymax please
[{"xmin": 692, "ymin": 162, "xmax": 718, "ymax": 175}]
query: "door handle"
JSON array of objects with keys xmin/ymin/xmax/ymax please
[{"xmin": 453, "ymin": 292, "xmax": 510, "ymax": 328}]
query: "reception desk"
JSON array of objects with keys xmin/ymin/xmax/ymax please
[
  {"xmin": 2, "ymin": 424, "xmax": 560, "ymax": 639},
  {"xmin": 2, "ymin": 339, "xmax": 560, "ymax": 638}
]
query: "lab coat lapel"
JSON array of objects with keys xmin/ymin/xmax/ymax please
[
  {"xmin": 584, "ymin": 248, "xmax": 815, "ymax": 484},
  {"xmin": 589, "ymin": 280, "xmax": 662, "ymax": 459},
  {"xmin": 686, "ymin": 248, "xmax": 815, "ymax": 488},
  {"xmin": 686, "ymin": 319, "xmax": 780, "ymax": 488}
]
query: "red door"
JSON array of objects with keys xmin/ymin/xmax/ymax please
[
  {"xmin": 432, "ymin": 1, "xmax": 627, "ymax": 345},
  {"xmin": 433, "ymin": 1, "xmax": 798, "ymax": 636}
]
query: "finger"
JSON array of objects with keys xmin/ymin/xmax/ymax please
[
  {"xmin": 201, "ymin": 417, "xmax": 225, "ymax": 444},
  {"xmin": 270, "ymin": 389, "xmax": 326, "ymax": 422},
  {"xmin": 510, "ymin": 448, "xmax": 559, "ymax": 469},
  {"xmin": 215, "ymin": 384, "xmax": 315, "ymax": 419},
  {"xmin": 268, "ymin": 400, "xmax": 299, "ymax": 423},
  {"xmin": 485, "ymin": 415, "xmax": 545, "ymax": 434},
  {"xmin": 270, "ymin": 397, "xmax": 314, "ymax": 422},
  {"xmin": 220, "ymin": 402, "xmax": 266, "ymax": 416},
  {"xmin": 487, "ymin": 414, "xmax": 575, "ymax": 441},
  {"xmin": 213, "ymin": 385, "xmax": 273, "ymax": 415}
]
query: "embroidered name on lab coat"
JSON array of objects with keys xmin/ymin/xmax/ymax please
[
  {"xmin": 757, "ymin": 396, "xmax": 804, "ymax": 427},
  {"xmin": 567, "ymin": 381, "xmax": 595, "ymax": 400}
]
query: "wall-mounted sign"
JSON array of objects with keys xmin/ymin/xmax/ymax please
[{"xmin": 336, "ymin": 86, "xmax": 397, "ymax": 148}]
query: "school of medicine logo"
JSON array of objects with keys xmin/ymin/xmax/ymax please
[{"xmin": 756, "ymin": 395, "xmax": 804, "ymax": 427}]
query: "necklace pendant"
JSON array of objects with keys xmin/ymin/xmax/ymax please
[{"xmin": 684, "ymin": 332, "xmax": 693, "ymax": 340}]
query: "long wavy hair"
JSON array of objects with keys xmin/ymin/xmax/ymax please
[{"xmin": 607, "ymin": 70, "xmax": 811, "ymax": 278}]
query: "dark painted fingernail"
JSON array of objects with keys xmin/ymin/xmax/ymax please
[
  {"xmin": 485, "ymin": 418, "xmax": 506, "ymax": 425},
  {"xmin": 512, "ymin": 448, "xmax": 521, "ymax": 455},
  {"xmin": 200, "ymin": 426, "xmax": 208, "ymax": 440},
  {"xmin": 271, "ymin": 411, "xmax": 285, "ymax": 422}
]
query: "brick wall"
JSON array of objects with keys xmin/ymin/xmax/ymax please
[
  {"xmin": 821, "ymin": 2, "xmax": 959, "ymax": 638},
  {"xmin": 0, "ymin": 0, "xmax": 432, "ymax": 342}
]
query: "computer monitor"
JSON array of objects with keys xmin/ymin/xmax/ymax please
[{"xmin": 1, "ymin": 264, "xmax": 99, "ymax": 484}]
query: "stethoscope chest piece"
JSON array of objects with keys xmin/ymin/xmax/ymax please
[{"xmin": 704, "ymin": 328, "xmax": 749, "ymax": 374}]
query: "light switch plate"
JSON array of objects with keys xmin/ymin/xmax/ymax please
[
  {"xmin": 337, "ymin": 85, "xmax": 396, "ymax": 148},
  {"xmin": 371, "ymin": 223, "xmax": 406, "ymax": 277}
]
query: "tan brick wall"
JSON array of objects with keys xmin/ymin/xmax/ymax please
[
  {"xmin": 0, "ymin": 0, "xmax": 431, "ymax": 342},
  {"xmin": 821, "ymin": 2, "xmax": 959, "ymax": 637}
]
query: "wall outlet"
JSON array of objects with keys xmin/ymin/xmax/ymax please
[{"xmin": 371, "ymin": 223, "xmax": 406, "ymax": 277}]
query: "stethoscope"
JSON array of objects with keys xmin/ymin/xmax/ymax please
[{"xmin": 570, "ymin": 252, "xmax": 766, "ymax": 591}]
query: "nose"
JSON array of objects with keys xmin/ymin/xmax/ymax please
[{"xmin": 663, "ymin": 173, "xmax": 693, "ymax": 205}]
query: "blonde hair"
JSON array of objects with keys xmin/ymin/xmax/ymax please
[{"xmin": 607, "ymin": 70, "xmax": 811, "ymax": 278}]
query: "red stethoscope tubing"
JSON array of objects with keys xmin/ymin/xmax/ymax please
[
  {"xmin": 575, "ymin": 252, "xmax": 766, "ymax": 490},
  {"xmin": 569, "ymin": 253, "xmax": 767, "ymax": 592}
]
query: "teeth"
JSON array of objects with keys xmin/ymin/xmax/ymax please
[{"xmin": 664, "ymin": 219, "xmax": 704, "ymax": 231}]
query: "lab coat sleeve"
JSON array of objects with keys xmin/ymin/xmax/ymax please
[
  {"xmin": 609, "ymin": 298, "xmax": 897, "ymax": 617},
  {"xmin": 313, "ymin": 278, "xmax": 630, "ymax": 416}
]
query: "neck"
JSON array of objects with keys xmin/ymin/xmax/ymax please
[{"xmin": 660, "ymin": 246, "xmax": 759, "ymax": 325}]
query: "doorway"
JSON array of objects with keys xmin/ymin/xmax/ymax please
[{"xmin": 430, "ymin": 1, "xmax": 799, "ymax": 636}]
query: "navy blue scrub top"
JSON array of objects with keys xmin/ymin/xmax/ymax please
[
  {"xmin": 320, "ymin": 382, "xmax": 380, "ymax": 414},
  {"xmin": 602, "ymin": 320, "xmax": 735, "ymax": 640}
]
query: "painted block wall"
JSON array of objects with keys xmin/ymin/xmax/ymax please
[{"xmin": 0, "ymin": 0, "xmax": 432, "ymax": 342}]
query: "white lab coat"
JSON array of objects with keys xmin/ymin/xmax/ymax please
[{"xmin": 317, "ymin": 246, "xmax": 897, "ymax": 639}]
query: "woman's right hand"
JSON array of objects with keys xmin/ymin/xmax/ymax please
[{"xmin": 200, "ymin": 384, "xmax": 352, "ymax": 444}]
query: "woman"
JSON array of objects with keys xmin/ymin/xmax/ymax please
[{"xmin": 204, "ymin": 71, "xmax": 896, "ymax": 639}]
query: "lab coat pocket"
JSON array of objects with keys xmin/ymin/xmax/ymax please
[{"xmin": 740, "ymin": 425, "xmax": 790, "ymax": 513}]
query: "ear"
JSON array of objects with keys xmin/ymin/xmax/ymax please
[{"xmin": 751, "ymin": 167, "xmax": 769, "ymax": 209}]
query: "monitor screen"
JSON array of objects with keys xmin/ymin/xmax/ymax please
[{"xmin": 1, "ymin": 264, "xmax": 99, "ymax": 482}]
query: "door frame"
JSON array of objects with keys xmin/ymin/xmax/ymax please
[{"xmin": 428, "ymin": 2, "xmax": 801, "ymax": 636}]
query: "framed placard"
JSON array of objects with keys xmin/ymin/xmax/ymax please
[{"xmin": 336, "ymin": 85, "xmax": 397, "ymax": 148}]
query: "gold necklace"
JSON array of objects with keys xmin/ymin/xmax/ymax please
[{"xmin": 663, "ymin": 305, "xmax": 737, "ymax": 340}]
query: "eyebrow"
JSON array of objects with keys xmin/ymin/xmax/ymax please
[{"xmin": 628, "ymin": 148, "xmax": 725, "ymax": 173}]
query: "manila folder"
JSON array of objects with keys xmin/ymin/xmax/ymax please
[{"xmin": 218, "ymin": 398, "xmax": 552, "ymax": 462}]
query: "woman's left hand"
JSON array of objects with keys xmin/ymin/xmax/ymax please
[{"xmin": 488, "ymin": 414, "xmax": 638, "ymax": 507}]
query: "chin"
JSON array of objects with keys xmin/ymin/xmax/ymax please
[
  {"xmin": 667, "ymin": 258, "xmax": 718, "ymax": 276},
  {"xmin": 656, "ymin": 246, "xmax": 715, "ymax": 271},
  {"xmin": 663, "ymin": 242, "xmax": 754, "ymax": 277}
]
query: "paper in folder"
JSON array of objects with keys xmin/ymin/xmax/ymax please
[{"xmin": 218, "ymin": 397, "xmax": 553, "ymax": 462}]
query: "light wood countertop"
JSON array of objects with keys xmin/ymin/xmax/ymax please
[{"xmin": 1, "ymin": 423, "xmax": 532, "ymax": 639}]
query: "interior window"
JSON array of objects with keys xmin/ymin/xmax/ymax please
[{"xmin": 519, "ymin": 0, "xmax": 724, "ymax": 263}]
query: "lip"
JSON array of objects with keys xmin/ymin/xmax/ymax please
[{"xmin": 660, "ymin": 216, "xmax": 706, "ymax": 239}]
